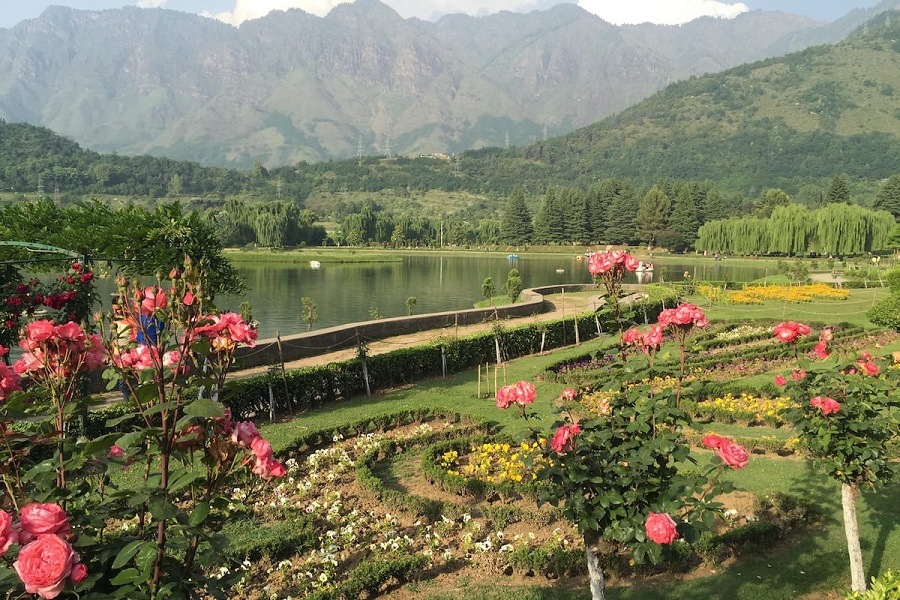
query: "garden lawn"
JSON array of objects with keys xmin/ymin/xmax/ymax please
[
  {"xmin": 253, "ymin": 334, "xmax": 900, "ymax": 600},
  {"xmin": 685, "ymin": 288, "xmax": 889, "ymax": 329}
]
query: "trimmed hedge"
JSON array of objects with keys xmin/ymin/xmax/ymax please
[
  {"xmin": 306, "ymin": 555, "xmax": 429, "ymax": 600},
  {"xmin": 223, "ymin": 304, "xmax": 668, "ymax": 420}
]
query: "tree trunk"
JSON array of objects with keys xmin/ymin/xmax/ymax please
[
  {"xmin": 584, "ymin": 534, "xmax": 606, "ymax": 600},
  {"xmin": 842, "ymin": 482, "xmax": 866, "ymax": 593}
]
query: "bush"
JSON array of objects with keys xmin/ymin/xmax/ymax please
[
  {"xmin": 868, "ymin": 294, "xmax": 900, "ymax": 331},
  {"xmin": 846, "ymin": 570, "xmax": 900, "ymax": 599}
]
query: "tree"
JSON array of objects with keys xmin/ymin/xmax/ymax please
[
  {"xmin": 768, "ymin": 204, "xmax": 813, "ymax": 256},
  {"xmin": 666, "ymin": 183, "xmax": 702, "ymax": 251},
  {"xmin": 874, "ymin": 174, "xmax": 900, "ymax": 219},
  {"xmin": 500, "ymin": 187, "xmax": 533, "ymax": 246},
  {"xmin": 300, "ymin": 297, "xmax": 319, "ymax": 331},
  {"xmin": 603, "ymin": 181, "xmax": 638, "ymax": 244},
  {"xmin": 636, "ymin": 185, "xmax": 671, "ymax": 242},
  {"xmin": 754, "ymin": 188, "xmax": 791, "ymax": 218},
  {"xmin": 505, "ymin": 268, "xmax": 523, "ymax": 303},
  {"xmin": 828, "ymin": 174, "xmax": 851, "ymax": 204},
  {"xmin": 533, "ymin": 188, "xmax": 565, "ymax": 245},
  {"xmin": 482, "ymin": 277, "xmax": 496, "ymax": 306}
]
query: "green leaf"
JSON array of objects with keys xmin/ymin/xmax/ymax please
[
  {"xmin": 183, "ymin": 398, "xmax": 226, "ymax": 419},
  {"xmin": 110, "ymin": 568, "xmax": 143, "ymax": 585},
  {"xmin": 149, "ymin": 497, "xmax": 180, "ymax": 521},
  {"xmin": 189, "ymin": 502, "xmax": 210, "ymax": 527},
  {"xmin": 113, "ymin": 540, "xmax": 146, "ymax": 569}
]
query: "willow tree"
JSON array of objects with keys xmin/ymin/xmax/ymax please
[
  {"xmin": 817, "ymin": 203, "xmax": 874, "ymax": 256},
  {"xmin": 768, "ymin": 204, "xmax": 814, "ymax": 256},
  {"xmin": 732, "ymin": 217, "xmax": 770, "ymax": 255}
]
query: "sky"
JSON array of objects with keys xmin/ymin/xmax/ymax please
[{"xmin": 0, "ymin": 0, "xmax": 883, "ymax": 30}]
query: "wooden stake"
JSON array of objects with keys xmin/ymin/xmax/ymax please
[
  {"xmin": 477, "ymin": 364, "xmax": 481, "ymax": 399},
  {"xmin": 276, "ymin": 332, "xmax": 293, "ymax": 414}
]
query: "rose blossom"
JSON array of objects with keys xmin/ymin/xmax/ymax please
[
  {"xmin": 0, "ymin": 510, "xmax": 17, "ymax": 555},
  {"xmin": 251, "ymin": 455, "xmax": 287, "ymax": 480},
  {"xmin": 859, "ymin": 361, "xmax": 880, "ymax": 377},
  {"xmin": 14, "ymin": 534, "xmax": 80, "ymax": 599},
  {"xmin": 812, "ymin": 341, "xmax": 830, "ymax": 359},
  {"xmin": 716, "ymin": 440, "xmax": 749, "ymax": 469},
  {"xmin": 139, "ymin": 286, "xmax": 167, "ymax": 316},
  {"xmin": 643, "ymin": 325, "xmax": 665, "ymax": 348},
  {"xmin": 560, "ymin": 388, "xmax": 578, "ymax": 401},
  {"xmin": 773, "ymin": 321, "xmax": 811, "ymax": 343},
  {"xmin": 512, "ymin": 381, "xmax": 536, "ymax": 406},
  {"xmin": 622, "ymin": 327, "xmax": 642, "ymax": 345},
  {"xmin": 70, "ymin": 563, "xmax": 88, "ymax": 583},
  {"xmin": 250, "ymin": 436, "xmax": 273, "ymax": 460},
  {"xmin": 645, "ymin": 512, "xmax": 679, "ymax": 545},
  {"xmin": 495, "ymin": 386, "xmax": 516, "ymax": 409},
  {"xmin": 702, "ymin": 434, "xmax": 726, "ymax": 449},
  {"xmin": 18, "ymin": 504, "xmax": 70, "ymax": 538},
  {"xmin": 791, "ymin": 368, "xmax": 806, "ymax": 381},
  {"xmin": 231, "ymin": 421, "xmax": 260, "ymax": 447},
  {"xmin": 811, "ymin": 396, "xmax": 840, "ymax": 415},
  {"xmin": 549, "ymin": 423, "xmax": 581, "ymax": 453},
  {"xmin": 774, "ymin": 374, "xmax": 787, "ymax": 387}
]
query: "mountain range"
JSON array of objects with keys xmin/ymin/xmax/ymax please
[{"xmin": 1, "ymin": 0, "xmax": 898, "ymax": 168}]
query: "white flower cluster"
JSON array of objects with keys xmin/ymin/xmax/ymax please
[{"xmin": 714, "ymin": 325, "xmax": 771, "ymax": 342}]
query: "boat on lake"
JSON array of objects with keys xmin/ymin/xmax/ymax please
[{"xmin": 310, "ymin": 260, "xmax": 321, "ymax": 269}]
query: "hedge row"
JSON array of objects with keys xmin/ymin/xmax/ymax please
[{"xmin": 223, "ymin": 298, "xmax": 670, "ymax": 421}]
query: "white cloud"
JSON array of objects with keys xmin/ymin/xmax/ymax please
[
  {"xmin": 136, "ymin": 0, "xmax": 168, "ymax": 8},
  {"xmin": 203, "ymin": 0, "xmax": 749, "ymax": 26},
  {"xmin": 577, "ymin": 0, "xmax": 749, "ymax": 25}
]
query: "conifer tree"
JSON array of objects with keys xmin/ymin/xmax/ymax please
[
  {"xmin": 636, "ymin": 185, "xmax": 671, "ymax": 241},
  {"xmin": 500, "ymin": 186, "xmax": 533, "ymax": 246},
  {"xmin": 828, "ymin": 174, "xmax": 851, "ymax": 204},
  {"xmin": 874, "ymin": 174, "xmax": 900, "ymax": 219},
  {"xmin": 603, "ymin": 181, "xmax": 638, "ymax": 244}
]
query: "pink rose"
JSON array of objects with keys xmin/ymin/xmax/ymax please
[
  {"xmin": 107, "ymin": 445, "xmax": 125, "ymax": 459},
  {"xmin": 495, "ymin": 385, "xmax": 515, "ymax": 409},
  {"xmin": 623, "ymin": 253, "xmax": 640, "ymax": 272},
  {"xmin": 70, "ymin": 562, "xmax": 88, "ymax": 584},
  {"xmin": 774, "ymin": 374, "xmax": 787, "ymax": 387},
  {"xmin": 622, "ymin": 327, "xmax": 642, "ymax": 345},
  {"xmin": 702, "ymin": 434, "xmax": 726, "ymax": 449},
  {"xmin": 813, "ymin": 341, "xmax": 830, "ymax": 359},
  {"xmin": 53, "ymin": 322, "xmax": 85, "ymax": 343},
  {"xmin": 560, "ymin": 388, "xmax": 578, "ymax": 401},
  {"xmin": 14, "ymin": 534, "xmax": 79, "ymax": 599},
  {"xmin": 859, "ymin": 351, "xmax": 872, "ymax": 360},
  {"xmin": 252, "ymin": 456, "xmax": 286, "ymax": 480},
  {"xmin": 791, "ymin": 368, "xmax": 806, "ymax": 381},
  {"xmin": 716, "ymin": 440, "xmax": 749, "ymax": 469},
  {"xmin": 231, "ymin": 421, "xmax": 260, "ymax": 448},
  {"xmin": 139, "ymin": 286, "xmax": 167, "ymax": 315},
  {"xmin": 512, "ymin": 381, "xmax": 536, "ymax": 406},
  {"xmin": 0, "ymin": 510, "xmax": 17, "ymax": 555},
  {"xmin": 549, "ymin": 423, "xmax": 581, "ymax": 453},
  {"xmin": 19, "ymin": 504, "xmax": 70, "ymax": 537},
  {"xmin": 859, "ymin": 361, "xmax": 880, "ymax": 377},
  {"xmin": 773, "ymin": 321, "xmax": 811, "ymax": 343},
  {"xmin": 250, "ymin": 436, "xmax": 273, "ymax": 460},
  {"xmin": 0, "ymin": 361, "xmax": 23, "ymax": 401},
  {"xmin": 643, "ymin": 325, "xmax": 664, "ymax": 348},
  {"xmin": 811, "ymin": 396, "xmax": 840, "ymax": 415},
  {"xmin": 645, "ymin": 512, "xmax": 679, "ymax": 545}
]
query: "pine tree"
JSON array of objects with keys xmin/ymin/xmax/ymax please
[
  {"xmin": 604, "ymin": 181, "xmax": 638, "ymax": 244},
  {"xmin": 533, "ymin": 188, "xmax": 556, "ymax": 245},
  {"xmin": 874, "ymin": 174, "xmax": 900, "ymax": 219},
  {"xmin": 500, "ymin": 187, "xmax": 533, "ymax": 246},
  {"xmin": 636, "ymin": 185, "xmax": 671, "ymax": 240},
  {"xmin": 828, "ymin": 175, "xmax": 851, "ymax": 204},
  {"xmin": 667, "ymin": 184, "xmax": 701, "ymax": 251},
  {"xmin": 701, "ymin": 186, "xmax": 731, "ymax": 223}
]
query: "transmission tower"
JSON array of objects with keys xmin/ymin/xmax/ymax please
[
  {"xmin": 37, "ymin": 175, "xmax": 44, "ymax": 198},
  {"xmin": 357, "ymin": 138, "xmax": 364, "ymax": 165},
  {"xmin": 384, "ymin": 135, "xmax": 392, "ymax": 159},
  {"xmin": 504, "ymin": 131, "xmax": 510, "ymax": 150}
]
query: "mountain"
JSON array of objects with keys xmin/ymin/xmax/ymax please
[{"xmin": 0, "ymin": 1, "xmax": 887, "ymax": 168}]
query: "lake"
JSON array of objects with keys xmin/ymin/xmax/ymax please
[{"xmin": 210, "ymin": 253, "xmax": 770, "ymax": 339}]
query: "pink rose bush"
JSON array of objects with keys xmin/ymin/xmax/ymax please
[
  {"xmin": 0, "ymin": 263, "xmax": 286, "ymax": 598},
  {"xmin": 702, "ymin": 435, "xmax": 749, "ymax": 469},
  {"xmin": 549, "ymin": 422, "xmax": 581, "ymax": 454},
  {"xmin": 810, "ymin": 396, "xmax": 840, "ymax": 415}
]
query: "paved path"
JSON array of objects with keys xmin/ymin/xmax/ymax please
[{"xmin": 235, "ymin": 292, "xmax": 603, "ymax": 378}]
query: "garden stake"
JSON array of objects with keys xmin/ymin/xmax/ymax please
[
  {"xmin": 276, "ymin": 331, "xmax": 292, "ymax": 414},
  {"xmin": 477, "ymin": 364, "xmax": 481, "ymax": 399},
  {"xmin": 268, "ymin": 379, "xmax": 275, "ymax": 423}
]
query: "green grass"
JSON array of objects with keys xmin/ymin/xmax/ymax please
[
  {"xmin": 223, "ymin": 247, "xmax": 402, "ymax": 264},
  {"xmin": 252, "ymin": 328, "xmax": 899, "ymax": 600},
  {"xmin": 686, "ymin": 287, "xmax": 889, "ymax": 329}
]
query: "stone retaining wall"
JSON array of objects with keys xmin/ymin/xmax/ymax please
[{"xmin": 233, "ymin": 284, "xmax": 602, "ymax": 369}]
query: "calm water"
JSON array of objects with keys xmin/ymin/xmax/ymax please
[{"xmin": 208, "ymin": 254, "xmax": 769, "ymax": 339}]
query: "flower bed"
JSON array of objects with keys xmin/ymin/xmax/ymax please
[{"xmin": 727, "ymin": 283, "xmax": 850, "ymax": 304}]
